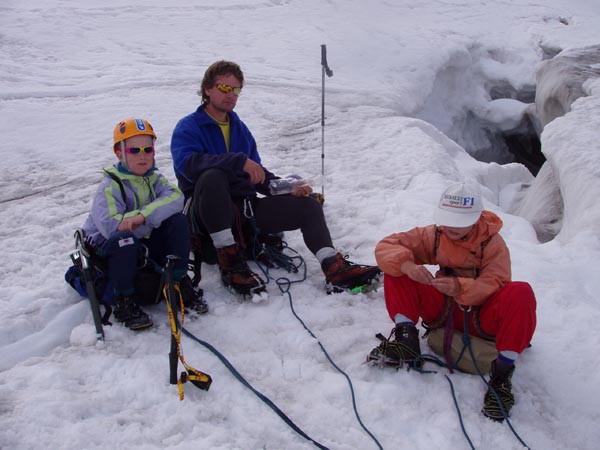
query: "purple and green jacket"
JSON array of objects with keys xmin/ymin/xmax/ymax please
[{"xmin": 83, "ymin": 164, "xmax": 184, "ymax": 246}]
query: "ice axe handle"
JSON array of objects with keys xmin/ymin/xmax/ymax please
[{"xmin": 321, "ymin": 45, "xmax": 333, "ymax": 77}]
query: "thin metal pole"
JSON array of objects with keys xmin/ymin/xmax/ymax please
[
  {"xmin": 320, "ymin": 44, "xmax": 333, "ymax": 199},
  {"xmin": 321, "ymin": 64, "xmax": 325, "ymax": 197}
]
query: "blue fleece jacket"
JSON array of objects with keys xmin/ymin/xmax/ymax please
[{"xmin": 170, "ymin": 105, "xmax": 276, "ymax": 197}]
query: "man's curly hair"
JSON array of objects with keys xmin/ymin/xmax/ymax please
[{"xmin": 198, "ymin": 60, "xmax": 244, "ymax": 104}]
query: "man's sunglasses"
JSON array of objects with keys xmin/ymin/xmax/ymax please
[
  {"xmin": 216, "ymin": 84, "xmax": 242, "ymax": 96},
  {"xmin": 124, "ymin": 146, "xmax": 155, "ymax": 155}
]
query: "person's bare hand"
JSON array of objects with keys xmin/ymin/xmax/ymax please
[
  {"xmin": 291, "ymin": 184, "xmax": 313, "ymax": 197},
  {"xmin": 118, "ymin": 213, "xmax": 145, "ymax": 232},
  {"xmin": 243, "ymin": 158, "xmax": 266, "ymax": 185},
  {"xmin": 401, "ymin": 261, "xmax": 434, "ymax": 285},
  {"xmin": 431, "ymin": 277, "xmax": 460, "ymax": 297}
]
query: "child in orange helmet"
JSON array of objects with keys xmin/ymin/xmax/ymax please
[{"xmin": 81, "ymin": 118, "xmax": 207, "ymax": 330}]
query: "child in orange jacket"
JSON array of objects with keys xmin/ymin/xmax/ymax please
[{"xmin": 368, "ymin": 182, "xmax": 536, "ymax": 422}]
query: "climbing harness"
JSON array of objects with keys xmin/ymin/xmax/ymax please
[{"xmin": 421, "ymin": 227, "xmax": 495, "ymax": 372}]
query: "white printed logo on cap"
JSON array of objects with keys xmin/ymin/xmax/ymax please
[{"xmin": 433, "ymin": 182, "xmax": 483, "ymax": 227}]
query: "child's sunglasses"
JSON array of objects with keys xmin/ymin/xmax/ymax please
[
  {"xmin": 216, "ymin": 84, "xmax": 242, "ymax": 96},
  {"xmin": 124, "ymin": 146, "xmax": 155, "ymax": 155}
]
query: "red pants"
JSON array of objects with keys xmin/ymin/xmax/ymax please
[{"xmin": 384, "ymin": 274, "xmax": 537, "ymax": 354}]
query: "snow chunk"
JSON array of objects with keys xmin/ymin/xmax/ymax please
[
  {"xmin": 481, "ymin": 98, "xmax": 530, "ymax": 131},
  {"xmin": 69, "ymin": 323, "xmax": 101, "ymax": 347}
]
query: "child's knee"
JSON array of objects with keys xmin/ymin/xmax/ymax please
[
  {"xmin": 164, "ymin": 212, "xmax": 188, "ymax": 229},
  {"xmin": 103, "ymin": 232, "xmax": 140, "ymax": 257}
]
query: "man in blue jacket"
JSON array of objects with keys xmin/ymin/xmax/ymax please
[{"xmin": 171, "ymin": 60, "xmax": 380, "ymax": 298}]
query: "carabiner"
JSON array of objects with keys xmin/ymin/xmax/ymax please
[{"xmin": 243, "ymin": 198, "xmax": 254, "ymax": 219}]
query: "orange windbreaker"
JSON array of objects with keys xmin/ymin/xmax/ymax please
[{"xmin": 375, "ymin": 211, "xmax": 511, "ymax": 306}]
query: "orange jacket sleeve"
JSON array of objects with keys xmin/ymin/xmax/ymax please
[
  {"xmin": 375, "ymin": 226, "xmax": 437, "ymax": 277},
  {"xmin": 375, "ymin": 222, "xmax": 512, "ymax": 307}
]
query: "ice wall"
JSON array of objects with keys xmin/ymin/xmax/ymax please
[
  {"xmin": 515, "ymin": 46, "xmax": 600, "ymax": 241},
  {"xmin": 414, "ymin": 45, "xmax": 542, "ymax": 174},
  {"xmin": 536, "ymin": 45, "xmax": 600, "ymax": 127},
  {"xmin": 539, "ymin": 78, "xmax": 600, "ymax": 241}
]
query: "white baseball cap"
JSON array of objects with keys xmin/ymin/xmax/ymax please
[{"xmin": 434, "ymin": 182, "xmax": 483, "ymax": 227}]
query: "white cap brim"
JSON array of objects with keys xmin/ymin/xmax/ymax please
[{"xmin": 434, "ymin": 207, "xmax": 481, "ymax": 228}]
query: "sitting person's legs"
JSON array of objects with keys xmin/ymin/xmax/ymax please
[
  {"xmin": 97, "ymin": 232, "xmax": 153, "ymax": 330},
  {"xmin": 477, "ymin": 281, "xmax": 537, "ymax": 421},
  {"xmin": 192, "ymin": 168, "xmax": 264, "ymax": 296},
  {"xmin": 254, "ymin": 194, "xmax": 334, "ymax": 255},
  {"xmin": 97, "ymin": 231, "xmax": 141, "ymax": 297},
  {"xmin": 143, "ymin": 213, "xmax": 190, "ymax": 280},
  {"xmin": 192, "ymin": 168, "xmax": 237, "ymax": 248},
  {"xmin": 191, "ymin": 169, "xmax": 380, "ymax": 294},
  {"xmin": 142, "ymin": 213, "xmax": 208, "ymax": 314}
]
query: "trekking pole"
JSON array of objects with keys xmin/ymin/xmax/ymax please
[
  {"xmin": 321, "ymin": 44, "xmax": 333, "ymax": 199},
  {"xmin": 74, "ymin": 229, "xmax": 104, "ymax": 341}
]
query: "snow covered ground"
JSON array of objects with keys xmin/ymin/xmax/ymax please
[{"xmin": 1, "ymin": 1, "xmax": 600, "ymax": 449}]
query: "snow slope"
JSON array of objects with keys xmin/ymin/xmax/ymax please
[{"xmin": 1, "ymin": 1, "xmax": 600, "ymax": 449}]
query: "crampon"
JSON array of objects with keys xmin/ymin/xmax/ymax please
[
  {"xmin": 322, "ymin": 253, "xmax": 382, "ymax": 295},
  {"xmin": 366, "ymin": 331, "xmax": 423, "ymax": 370},
  {"xmin": 325, "ymin": 274, "xmax": 381, "ymax": 295},
  {"xmin": 223, "ymin": 275, "xmax": 269, "ymax": 303}
]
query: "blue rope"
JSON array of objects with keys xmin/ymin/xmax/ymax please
[
  {"xmin": 463, "ymin": 329, "xmax": 531, "ymax": 449},
  {"xmin": 413, "ymin": 309, "xmax": 531, "ymax": 449},
  {"xmin": 179, "ymin": 228, "xmax": 382, "ymax": 448},
  {"xmin": 411, "ymin": 352, "xmax": 477, "ymax": 448},
  {"xmin": 248, "ymin": 221, "xmax": 384, "ymax": 450},
  {"xmin": 282, "ymin": 283, "xmax": 384, "ymax": 450},
  {"xmin": 181, "ymin": 327, "xmax": 330, "ymax": 450},
  {"xmin": 444, "ymin": 374, "xmax": 476, "ymax": 450}
]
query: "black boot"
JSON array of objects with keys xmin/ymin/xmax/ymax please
[
  {"xmin": 114, "ymin": 296, "xmax": 153, "ymax": 331},
  {"xmin": 217, "ymin": 243, "xmax": 266, "ymax": 297},
  {"xmin": 367, "ymin": 323, "xmax": 422, "ymax": 368},
  {"xmin": 482, "ymin": 359, "xmax": 516, "ymax": 421},
  {"xmin": 321, "ymin": 253, "xmax": 381, "ymax": 293},
  {"xmin": 178, "ymin": 275, "xmax": 208, "ymax": 314}
]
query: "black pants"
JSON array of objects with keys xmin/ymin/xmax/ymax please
[
  {"xmin": 96, "ymin": 213, "xmax": 190, "ymax": 295},
  {"xmin": 192, "ymin": 168, "xmax": 333, "ymax": 254}
]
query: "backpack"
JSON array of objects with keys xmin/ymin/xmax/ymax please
[
  {"xmin": 427, "ymin": 328, "xmax": 498, "ymax": 374},
  {"xmin": 65, "ymin": 260, "xmax": 163, "ymax": 307},
  {"xmin": 65, "ymin": 260, "xmax": 114, "ymax": 305}
]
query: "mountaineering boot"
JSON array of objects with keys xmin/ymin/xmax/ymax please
[
  {"xmin": 178, "ymin": 275, "xmax": 208, "ymax": 314},
  {"xmin": 217, "ymin": 243, "xmax": 266, "ymax": 298},
  {"xmin": 367, "ymin": 323, "xmax": 423, "ymax": 368},
  {"xmin": 113, "ymin": 296, "xmax": 153, "ymax": 330},
  {"xmin": 482, "ymin": 359, "xmax": 516, "ymax": 421},
  {"xmin": 321, "ymin": 253, "xmax": 381, "ymax": 293}
]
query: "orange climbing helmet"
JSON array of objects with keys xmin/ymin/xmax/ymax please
[{"xmin": 113, "ymin": 118, "xmax": 156, "ymax": 149}]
